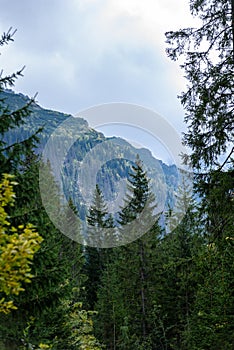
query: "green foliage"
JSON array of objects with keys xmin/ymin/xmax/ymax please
[
  {"xmin": 183, "ymin": 239, "xmax": 234, "ymax": 349},
  {"xmin": 0, "ymin": 31, "xmax": 40, "ymax": 174},
  {"xmin": 165, "ymin": 0, "xmax": 233, "ymax": 171},
  {"xmin": 86, "ymin": 184, "xmax": 115, "ymax": 247},
  {"xmin": 200, "ymin": 169, "xmax": 234, "ymax": 241},
  {"xmin": 0, "ymin": 160, "xmax": 85, "ymax": 349},
  {"xmin": 165, "ymin": 172, "xmax": 194, "ymax": 233},
  {"xmin": 117, "ymin": 155, "xmax": 158, "ymax": 245},
  {"xmin": 118, "ymin": 155, "xmax": 156, "ymax": 225},
  {"xmin": 64, "ymin": 301, "xmax": 103, "ymax": 350},
  {"xmin": 0, "ymin": 29, "xmax": 93, "ymax": 349},
  {"xmin": 161, "ymin": 201, "xmax": 203, "ymax": 349},
  {"xmin": 95, "ymin": 157, "xmax": 162, "ymax": 349},
  {"xmin": 165, "ymin": 1, "xmax": 234, "ymax": 348},
  {"xmin": 84, "ymin": 185, "xmax": 115, "ymax": 310},
  {"xmin": 19, "ymin": 299, "xmax": 103, "ymax": 350},
  {"xmin": 1, "ymin": 9, "xmax": 233, "ymax": 349},
  {"xmin": 95, "ymin": 258, "xmax": 126, "ymax": 349}
]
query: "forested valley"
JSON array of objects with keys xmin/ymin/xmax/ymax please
[{"xmin": 0, "ymin": 1, "xmax": 233, "ymax": 349}]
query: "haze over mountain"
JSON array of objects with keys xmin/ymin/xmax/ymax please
[{"xmin": 1, "ymin": 89, "xmax": 179, "ymax": 219}]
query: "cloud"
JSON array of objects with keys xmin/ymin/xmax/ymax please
[{"xmin": 0, "ymin": 0, "xmax": 195, "ymax": 131}]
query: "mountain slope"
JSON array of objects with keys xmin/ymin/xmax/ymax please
[{"xmin": 1, "ymin": 90, "xmax": 179, "ymax": 219}]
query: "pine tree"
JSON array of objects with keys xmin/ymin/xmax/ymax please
[
  {"xmin": 95, "ymin": 156, "xmax": 162, "ymax": 349},
  {"xmin": 86, "ymin": 184, "xmax": 115, "ymax": 247},
  {"xmin": 157, "ymin": 182, "xmax": 203, "ymax": 350},
  {"xmin": 179, "ymin": 172, "xmax": 234, "ymax": 349},
  {"xmin": 117, "ymin": 155, "xmax": 157, "ymax": 245},
  {"xmin": 0, "ymin": 28, "xmax": 101, "ymax": 349},
  {"xmin": 94, "ymin": 256, "xmax": 126, "ymax": 350},
  {"xmin": 165, "ymin": 0, "xmax": 234, "ymax": 238},
  {"xmin": 165, "ymin": 2, "xmax": 234, "ymax": 348},
  {"xmin": 0, "ymin": 158, "xmax": 84, "ymax": 349},
  {"xmin": 165, "ymin": 171, "xmax": 194, "ymax": 233},
  {"xmin": 183, "ymin": 235, "xmax": 234, "ymax": 350},
  {"xmin": 165, "ymin": 0, "xmax": 233, "ymax": 173},
  {"xmin": 116, "ymin": 156, "xmax": 160, "ymax": 347},
  {"xmin": 63, "ymin": 197, "xmax": 84, "ymax": 284},
  {"xmin": 84, "ymin": 184, "xmax": 115, "ymax": 310},
  {"xmin": 0, "ymin": 29, "xmax": 40, "ymax": 176}
]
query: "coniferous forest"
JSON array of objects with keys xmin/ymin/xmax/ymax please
[{"xmin": 0, "ymin": 1, "xmax": 233, "ymax": 349}]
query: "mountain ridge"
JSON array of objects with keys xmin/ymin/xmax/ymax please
[{"xmin": 1, "ymin": 89, "xmax": 179, "ymax": 218}]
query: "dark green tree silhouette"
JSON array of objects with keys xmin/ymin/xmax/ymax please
[
  {"xmin": 0, "ymin": 29, "xmax": 40, "ymax": 176},
  {"xmin": 95, "ymin": 156, "xmax": 162, "ymax": 349},
  {"xmin": 166, "ymin": 2, "xmax": 234, "ymax": 348},
  {"xmin": 84, "ymin": 184, "xmax": 115, "ymax": 310},
  {"xmin": 117, "ymin": 155, "xmax": 157, "ymax": 245},
  {"xmin": 165, "ymin": 0, "xmax": 233, "ymax": 172},
  {"xmin": 0, "ymin": 29, "xmax": 87, "ymax": 350}
]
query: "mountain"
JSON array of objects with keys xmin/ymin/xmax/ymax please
[{"xmin": 1, "ymin": 90, "xmax": 179, "ymax": 220}]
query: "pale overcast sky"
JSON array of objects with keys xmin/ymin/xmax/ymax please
[{"xmin": 0, "ymin": 0, "xmax": 198, "ymax": 161}]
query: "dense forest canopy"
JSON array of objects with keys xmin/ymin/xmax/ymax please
[{"xmin": 0, "ymin": 0, "xmax": 233, "ymax": 349}]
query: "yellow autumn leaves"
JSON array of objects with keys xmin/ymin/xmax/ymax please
[{"xmin": 0, "ymin": 174, "xmax": 43, "ymax": 313}]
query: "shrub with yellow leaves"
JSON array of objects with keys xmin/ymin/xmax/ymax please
[{"xmin": 0, "ymin": 174, "xmax": 43, "ymax": 313}]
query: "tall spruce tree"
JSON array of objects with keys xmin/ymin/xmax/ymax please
[
  {"xmin": 117, "ymin": 155, "xmax": 157, "ymax": 244},
  {"xmin": 165, "ymin": 0, "xmax": 234, "ymax": 236},
  {"xmin": 0, "ymin": 29, "xmax": 90, "ymax": 349},
  {"xmin": 165, "ymin": 0, "xmax": 233, "ymax": 173},
  {"xmin": 165, "ymin": 1, "xmax": 234, "ymax": 348},
  {"xmin": 94, "ymin": 256, "xmax": 127, "ymax": 350},
  {"xmin": 158, "ymin": 183, "xmax": 203, "ymax": 350},
  {"xmin": 84, "ymin": 184, "xmax": 115, "ymax": 310},
  {"xmin": 0, "ymin": 31, "xmax": 44, "ymax": 317},
  {"xmin": 0, "ymin": 158, "xmax": 84, "ymax": 350},
  {"xmin": 182, "ymin": 236, "xmax": 234, "ymax": 350},
  {"xmin": 86, "ymin": 184, "xmax": 115, "ymax": 247},
  {"xmin": 0, "ymin": 29, "xmax": 40, "ymax": 175},
  {"xmin": 95, "ymin": 156, "xmax": 162, "ymax": 349}
]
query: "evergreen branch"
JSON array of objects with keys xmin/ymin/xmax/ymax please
[
  {"xmin": 218, "ymin": 147, "xmax": 234, "ymax": 171},
  {"xmin": 0, "ymin": 67, "xmax": 25, "ymax": 89},
  {"xmin": 0, "ymin": 94, "xmax": 38, "ymax": 134},
  {"xmin": 0, "ymin": 127, "xmax": 42, "ymax": 153},
  {"xmin": 0, "ymin": 28, "xmax": 16, "ymax": 47}
]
